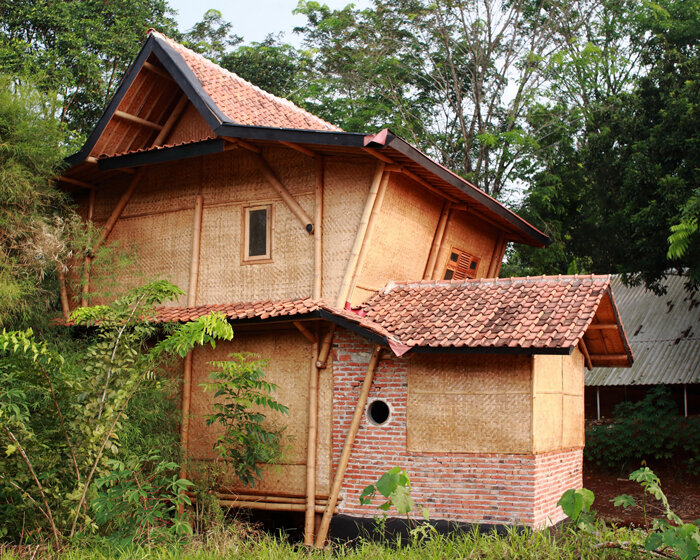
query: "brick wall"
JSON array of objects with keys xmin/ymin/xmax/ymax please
[{"xmin": 332, "ymin": 329, "xmax": 583, "ymax": 527}]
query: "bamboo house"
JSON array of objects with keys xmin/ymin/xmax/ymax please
[{"xmin": 57, "ymin": 30, "xmax": 634, "ymax": 545}]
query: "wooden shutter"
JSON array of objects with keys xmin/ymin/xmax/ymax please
[{"xmin": 443, "ymin": 247, "xmax": 480, "ymax": 280}]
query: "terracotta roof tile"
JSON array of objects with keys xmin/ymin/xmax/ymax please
[
  {"xmin": 150, "ymin": 31, "xmax": 340, "ymax": 132},
  {"xmin": 361, "ymin": 275, "xmax": 613, "ymax": 351}
]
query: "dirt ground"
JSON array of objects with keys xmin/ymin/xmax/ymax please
[{"xmin": 583, "ymin": 465, "xmax": 700, "ymax": 527}]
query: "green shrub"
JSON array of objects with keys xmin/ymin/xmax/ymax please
[{"xmin": 585, "ymin": 386, "xmax": 700, "ymax": 474}]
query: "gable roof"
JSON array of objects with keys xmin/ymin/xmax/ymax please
[
  {"xmin": 62, "ymin": 31, "xmax": 549, "ymax": 247},
  {"xmin": 586, "ymin": 274, "xmax": 699, "ymax": 386},
  {"xmin": 151, "ymin": 275, "xmax": 632, "ymax": 366}
]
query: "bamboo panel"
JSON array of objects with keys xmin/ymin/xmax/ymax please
[
  {"xmin": 165, "ymin": 103, "xmax": 214, "ymax": 145},
  {"xmin": 321, "ymin": 159, "xmax": 375, "ymax": 301},
  {"xmin": 563, "ymin": 349, "xmax": 585, "ymax": 396},
  {"xmin": 434, "ymin": 212, "xmax": 500, "ymax": 280},
  {"xmin": 196, "ymin": 197, "xmax": 314, "ymax": 304},
  {"xmin": 408, "ymin": 354, "xmax": 531, "ymax": 394},
  {"xmin": 532, "ymin": 355, "xmax": 563, "ymax": 394},
  {"xmin": 101, "ymin": 209, "xmax": 193, "ymax": 305},
  {"xmin": 562, "ymin": 395, "xmax": 585, "ymax": 448},
  {"xmin": 353, "ymin": 173, "xmax": 441, "ymax": 300},
  {"xmin": 407, "ymin": 354, "xmax": 532, "ymax": 453},
  {"xmin": 187, "ymin": 329, "xmax": 333, "ymax": 495},
  {"xmin": 532, "ymin": 393, "xmax": 563, "ymax": 453}
]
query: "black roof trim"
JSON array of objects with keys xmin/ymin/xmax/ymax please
[
  {"xmin": 386, "ymin": 137, "xmax": 550, "ymax": 247},
  {"xmin": 215, "ymin": 123, "xmax": 367, "ymax": 146},
  {"xmin": 409, "ymin": 345, "xmax": 573, "ymax": 356},
  {"xmin": 97, "ymin": 138, "xmax": 224, "ymax": 171}
]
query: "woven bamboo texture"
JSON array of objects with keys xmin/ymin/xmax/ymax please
[
  {"xmin": 435, "ymin": 211, "xmax": 500, "ymax": 280},
  {"xmin": 532, "ymin": 352, "xmax": 585, "ymax": 452},
  {"xmin": 407, "ymin": 354, "xmax": 532, "ymax": 453},
  {"xmin": 165, "ymin": 104, "xmax": 214, "ymax": 145},
  {"xmin": 353, "ymin": 173, "xmax": 440, "ymax": 300},
  {"xmin": 187, "ymin": 328, "xmax": 332, "ymax": 494},
  {"xmin": 321, "ymin": 159, "xmax": 375, "ymax": 301}
]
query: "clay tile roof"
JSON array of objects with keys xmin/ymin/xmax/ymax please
[
  {"xmin": 361, "ymin": 275, "xmax": 614, "ymax": 351},
  {"xmin": 153, "ymin": 298, "xmax": 323, "ymax": 323},
  {"xmin": 149, "ymin": 30, "xmax": 340, "ymax": 132}
]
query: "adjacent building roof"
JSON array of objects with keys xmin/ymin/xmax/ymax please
[
  {"xmin": 586, "ymin": 274, "xmax": 699, "ymax": 386},
  {"xmin": 152, "ymin": 275, "xmax": 633, "ymax": 366}
]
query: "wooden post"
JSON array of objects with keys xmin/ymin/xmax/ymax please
[
  {"xmin": 252, "ymin": 153, "xmax": 314, "ymax": 233},
  {"xmin": 493, "ymin": 237, "xmax": 508, "ymax": 278},
  {"xmin": 315, "ymin": 345, "xmax": 381, "ymax": 548},
  {"xmin": 181, "ymin": 195, "xmax": 205, "ymax": 480},
  {"xmin": 304, "ymin": 338, "xmax": 320, "ymax": 545},
  {"xmin": 347, "ymin": 172, "xmax": 390, "ymax": 305},
  {"xmin": 93, "ymin": 168, "xmax": 146, "ymax": 253},
  {"xmin": 313, "ymin": 158, "xmax": 324, "ymax": 300},
  {"xmin": 486, "ymin": 232, "xmax": 506, "ymax": 278},
  {"xmin": 335, "ymin": 163, "xmax": 385, "ymax": 308},
  {"xmin": 423, "ymin": 202, "xmax": 451, "ymax": 280}
]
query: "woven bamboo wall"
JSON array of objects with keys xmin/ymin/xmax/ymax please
[
  {"xmin": 322, "ymin": 158, "xmax": 375, "ymax": 301},
  {"xmin": 186, "ymin": 328, "xmax": 333, "ymax": 495},
  {"xmin": 407, "ymin": 354, "xmax": 533, "ymax": 453},
  {"xmin": 351, "ymin": 173, "xmax": 442, "ymax": 306},
  {"xmin": 532, "ymin": 349, "xmax": 585, "ymax": 452},
  {"xmin": 433, "ymin": 210, "xmax": 500, "ymax": 280},
  {"xmin": 166, "ymin": 103, "xmax": 215, "ymax": 145}
]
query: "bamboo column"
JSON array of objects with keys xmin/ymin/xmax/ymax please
[
  {"xmin": 304, "ymin": 325, "xmax": 336, "ymax": 544},
  {"xmin": 81, "ymin": 189, "xmax": 97, "ymax": 307},
  {"xmin": 315, "ymin": 345, "xmax": 381, "ymax": 548},
  {"xmin": 313, "ymin": 157, "xmax": 324, "ymax": 300},
  {"xmin": 486, "ymin": 232, "xmax": 506, "ymax": 278},
  {"xmin": 423, "ymin": 202, "xmax": 451, "ymax": 280},
  {"xmin": 180, "ymin": 195, "xmax": 204, "ymax": 478},
  {"xmin": 335, "ymin": 162, "xmax": 385, "ymax": 308}
]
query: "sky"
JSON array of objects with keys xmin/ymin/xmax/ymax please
[{"xmin": 168, "ymin": 0, "xmax": 371, "ymax": 46}]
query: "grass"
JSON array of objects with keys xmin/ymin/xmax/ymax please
[{"xmin": 0, "ymin": 522, "xmax": 650, "ymax": 559}]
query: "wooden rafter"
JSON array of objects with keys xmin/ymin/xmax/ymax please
[
  {"xmin": 586, "ymin": 324, "xmax": 619, "ymax": 330},
  {"xmin": 58, "ymin": 176, "xmax": 96, "ymax": 190},
  {"xmin": 153, "ymin": 94, "xmax": 189, "ymax": 146},
  {"xmin": 114, "ymin": 110, "xmax": 163, "ymax": 130},
  {"xmin": 280, "ymin": 141, "xmax": 316, "ymax": 158},
  {"xmin": 143, "ymin": 60, "xmax": 174, "ymax": 81},
  {"xmin": 579, "ymin": 338, "xmax": 593, "ymax": 371}
]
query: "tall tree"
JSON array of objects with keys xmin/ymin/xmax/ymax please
[{"xmin": 182, "ymin": 9, "xmax": 241, "ymax": 61}]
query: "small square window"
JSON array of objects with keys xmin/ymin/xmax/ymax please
[
  {"xmin": 242, "ymin": 205, "xmax": 271, "ymax": 262},
  {"xmin": 442, "ymin": 247, "xmax": 480, "ymax": 280}
]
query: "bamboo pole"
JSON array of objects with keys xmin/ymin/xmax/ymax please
[
  {"xmin": 429, "ymin": 210, "xmax": 454, "ymax": 280},
  {"xmin": 81, "ymin": 190, "xmax": 97, "ymax": 307},
  {"xmin": 335, "ymin": 163, "xmax": 385, "ymax": 308},
  {"xmin": 579, "ymin": 338, "xmax": 593, "ymax": 371},
  {"xmin": 216, "ymin": 493, "xmax": 332, "ymax": 504},
  {"xmin": 423, "ymin": 202, "xmax": 451, "ymax": 280},
  {"xmin": 252, "ymin": 153, "xmax": 314, "ymax": 233},
  {"xmin": 304, "ymin": 338, "xmax": 320, "ymax": 545},
  {"xmin": 281, "ymin": 141, "xmax": 316, "ymax": 158},
  {"xmin": 93, "ymin": 168, "xmax": 146, "ymax": 253},
  {"xmin": 113, "ymin": 110, "xmax": 163, "ymax": 130},
  {"xmin": 294, "ymin": 321, "xmax": 317, "ymax": 344},
  {"xmin": 346, "ymin": 172, "xmax": 390, "ymax": 305},
  {"xmin": 58, "ymin": 176, "xmax": 96, "ymax": 190},
  {"xmin": 493, "ymin": 237, "xmax": 508, "ymax": 277},
  {"xmin": 152, "ymin": 94, "xmax": 188, "ymax": 146},
  {"xmin": 218, "ymin": 500, "xmax": 336, "ymax": 513},
  {"xmin": 316, "ymin": 325, "xmax": 336, "ymax": 369},
  {"xmin": 143, "ymin": 61, "xmax": 174, "ymax": 81},
  {"xmin": 57, "ymin": 267, "xmax": 71, "ymax": 321},
  {"xmin": 315, "ymin": 345, "xmax": 381, "ymax": 548},
  {"xmin": 313, "ymin": 157, "xmax": 324, "ymax": 300},
  {"xmin": 486, "ymin": 232, "xmax": 506, "ymax": 278}
]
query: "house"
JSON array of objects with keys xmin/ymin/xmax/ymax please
[
  {"xmin": 585, "ymin": 274, "xmax": 699, "ymax": 419},
  {"xmin": 57, "ymin": 30, "xmax": 633, "ymax": 545}
]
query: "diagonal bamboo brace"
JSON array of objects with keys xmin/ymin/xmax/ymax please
[{"xmin": 315, "ymin": 344, "xmax": 382, "ymax": 548}]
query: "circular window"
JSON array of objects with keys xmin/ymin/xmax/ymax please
[{"xmin": 367, "ymin": 399, "xmax": 390, "ymax": 426}]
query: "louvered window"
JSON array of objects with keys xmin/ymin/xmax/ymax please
[{"xmin": 443, "ymin": 247, "xmax": 480, "ymax": 280}]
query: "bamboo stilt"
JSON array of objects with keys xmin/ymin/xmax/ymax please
[
  {"xmin": 347, "ymin": 172, "xmax": 390, "ymax": 305},
  {"xmin": 180, "ymin": 351, "xmax": 194, "ymax": 478},
  {"xmin": 304, "ymin": 338, "xmax": 320, "ymax": 545},
  {"xmin": 153, "ymin": 94, "xmax": 188, "ymax": 146},
  {"xmin": 315, "ymin": 345, "xmax": 381, "ymax": 548},
  {"xmin": 313, "ymin": 157, "xmax": 324, "ymax": 300},
  {"xmin": 252, "ymin": 153, "xmax": 314, "ymax": 233},
  {"xmin": 335, "ymin": 163, "xmax": 385, "ymax": 308},
  {"xmin": 423, "ymin": 202, "xmax": 451, "ymax": 280}
]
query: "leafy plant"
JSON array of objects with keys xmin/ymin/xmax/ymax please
[
  {"xmin": 557, "ymin": 488, "xmax": 596, "ymax": 532},
  {"xmin": 203, "ymin": 353, "xmax": 289, "ymax": 487}
]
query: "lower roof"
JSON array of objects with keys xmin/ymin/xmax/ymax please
[{"xmin": 153, "ymin": 275, "xmax": 633, "ymax": 366}]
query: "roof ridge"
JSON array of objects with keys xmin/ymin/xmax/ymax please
[
  {"xmin": 381, "ymin": 274, "xmax": 611, "ymax": 293},
  {"xmin": 147, "ymin": 29, "xmax": 341, "ymax": 132}
]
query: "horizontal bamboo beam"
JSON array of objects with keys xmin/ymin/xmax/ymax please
[
  {"xmin": 588, "ymin": 354, "xmax": 629, "ymax": 360},
  {"xmin": 218, "ymin": 500, "xmax": 336, "ymax": 513},
  {"xmin": 280, "ymin": 141, "xmax": 316, "ymax": 158},
  {"xmin": 58, "ymin": 176, "xmax": 96, "ymax": 190},
  {"xmin": 252, "ymin": 153, "xmax": 314, "ymax": 233},
  {"xmin": 143, "ymin": 61, "xmax": 174, "ymax": 81},
  {"xmin": 114, "ymin": 110, "xmax": 163, "ymax": 130},
  {"xmin": 216, "ymin": 493, "xmax": 334, "ymax": 504},
  {"xmin": 587, "ymin": 324, "xmax": 619, "ymax": 330}
]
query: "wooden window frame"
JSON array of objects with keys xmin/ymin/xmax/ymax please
[
  {"xmin": 241, "ymin": 204, "xmax": 273, "ymax": 264},
  {"xmin": 442, "ymin": 246, "xmax": 480, "ymax": 280}
]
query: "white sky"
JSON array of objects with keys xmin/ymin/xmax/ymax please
[{"xmin": 168, "ymin": 0, "xmax": 371, "ymax": 46}]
